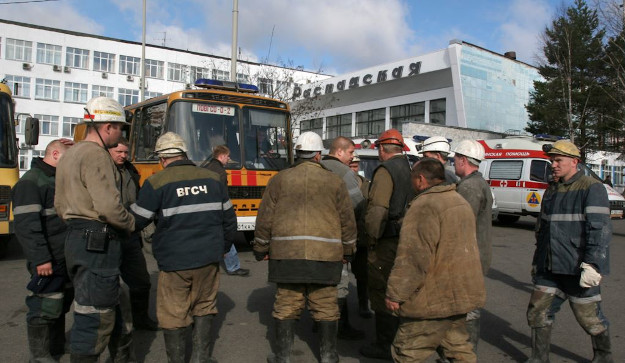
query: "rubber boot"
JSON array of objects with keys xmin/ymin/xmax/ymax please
[
  {"xmin": 525, "ymin": 325, "xmax": 552, "ymax": 363},
  {"xmin": 357, "ymin": 283, "xmax": 373, "ymax": 319},
  {"xmin": 466, "ymin": 318, "xmax": 480, "ymax": 354},
  {"xmin": 163, "ymin": 328, "xmax": 187, "ymax": 363},
  {"xmin": 69, "ymin": 354, "xmax": 99, "ymax": 363},
  {"xmin": 359, "ymin": 312, "xmax": 398, "ymax": 361},
  {"xmin": 130, "ymin": 290, "xmax": 159, "ymax": 331},
  {"xmin": 267, "ymin": 319, "xmax": 295, "ymax": 363},
  {"xmin": 591, "ymin": 330, "xmax": 614, "ymax": 363},
  {"xmin": 108, "ymin": 332, "xmax": 134, "ymax": 363},
  {"xmin": 190, "ymin": 315, "xmax": 217, "ymax": 363},
  {"xmin": 27, "ymin": 323, "xmax": 57, "ymax": 363},
  {"xmin": 337, "ymin": 298, "xmax": 365, "ymax": 340},
  {"xmin": 49, "ymin": 317, "xmax": 66, "ymax": 357},
  {"xmin": 318, "ymin": 321, "xmax": 339, "ymax": 363}
]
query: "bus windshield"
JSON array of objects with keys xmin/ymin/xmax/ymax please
[
  {"xmin": 166, "ymin": 101, "xmax": 289, "ymax": 171},
  {"xmin": 0, "ymin": 95, "xmax": 17, "ymax": 168}
]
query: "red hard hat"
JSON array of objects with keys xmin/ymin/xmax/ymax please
[{"xmin": 375, "ymin": 129, "xmax": 404, "ymax": 147}]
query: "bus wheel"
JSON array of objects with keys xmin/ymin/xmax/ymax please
[{"xmin": 498, "ymin": 214, "xmax": 520, "ymax": 224}]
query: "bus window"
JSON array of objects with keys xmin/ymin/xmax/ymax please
[
  {"xmin": 243, "ymin": 108, "xmax": 289, "ymax": 170},
  {"xmin": 135, "ymin": 102, "xmax": 167, "ymax": 160}
]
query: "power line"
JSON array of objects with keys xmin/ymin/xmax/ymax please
[{"xmin": 0, "ymin": 0, "xmax": 58, "ymax": 4}]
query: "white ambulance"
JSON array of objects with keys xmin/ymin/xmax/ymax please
[{"xmin": 477, "ymin": 136, "xmax": 624, "ymax": 223}]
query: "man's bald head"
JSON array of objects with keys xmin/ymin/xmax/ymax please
[
  {"xmin": 329, "ymin": 136, "xmax": 355, "ymax": 165},
  {"xmin": 43, "ymin": 139, "xmax": 71, "ymax": 167}
]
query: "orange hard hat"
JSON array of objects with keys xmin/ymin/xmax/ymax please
[{"xmin": 375, "ymin": 129, "xmax": 404, "ymax": 147}]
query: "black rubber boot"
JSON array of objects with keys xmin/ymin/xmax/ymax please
[
  {"xmin": 69, "ymin": 354, "xmax": 99, "ymax": 363},
  {"xmin": 359, "ymin": 312, "xmax": 398, "ymax": 361},
  {"xmin": 466, "ymin": 318, "xmax": 480, "ymax": 354},
  {"xmin": 190, "ymin": 315, "xmax": 217, "ymax": 363},
  {"xmin": 163, "ymin": 328, "xmax": 187, "ymax": 363},
  {"xmin": 525, "ymin": 325, "xmax": 552, "ymax": 363},
  {"xmin": 357, "ymin": 283, "xmax": 373, "ymax": 319},
  {"xmin": 267, "ymin": 319, "xmax": 295, "ymax": 363},
  {"xmin": 108, "ymin": 332, "xmax": 134, "ymax": 363},
  {"xmin": 130, "ymin": 290, "xmax": 159, "ymax": 331},
  {"xmin": 337, "ymin": 298, "xmax": 365, "ymax": 340},
  {"xmin": 319, "ymin": 321, "xmax": 339, "ymax": 363},
  {"xmin": 591, "ymin": 330, "xmax": 614, "ymax": 363},
  {"xmin": 49, "ymin": 317, "xmax": 66, "ymax": 357},
  {"xmin": 27, "ymin": 323, "xmax": 57, "ymax": 363}
]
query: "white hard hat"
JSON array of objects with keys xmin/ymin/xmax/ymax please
[
  {"xmin": 351, "ymin": 153, "xmax": 361, "ymax": 163},
  {"xmin": 418, "ymin": 136, "xmax": 450, "ymax": 156},
  {"xmin": 454, "ymin": 140, "xmax": 485, "ymax": 165},
  {"xmin": 83, "ymin": 96, "xmax": 129, "ymax": 124},
  {"xmin": 154, "ymin": 132, "xmax": 188, "ymax": 157},
  {"xmin": 294, "ymin": 131, "xmax": 324, "ymax": 152}
]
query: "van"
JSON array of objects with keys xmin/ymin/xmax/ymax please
[{"xmin": 477, "ymin": 136, "xmax": 625, "ymax": 223}]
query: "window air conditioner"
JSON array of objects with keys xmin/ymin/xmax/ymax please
[
  {"xmin": 63, "ymin": 66, "xmax": 71, "ymax": 73},
  {"xmin": 101, "ymin": 72, "xmax": 108, "ymax": 79},
  {"xmin": 52, "ymin": 65, "xmax": 62, "ymax": 72},
  {"xmin": 126, "ymin": 75, "xmax": 134, "ymax": 82},
  {"xmin": 22, "ymin": 63, "xmax": 32, "ymax": 70}
]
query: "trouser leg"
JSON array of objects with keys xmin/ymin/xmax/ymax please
[
  {"xmin": 337, "ymin": 297, "xmax": 365, "ymax": 340},
  {"xmin": 359, "ymin": 312, "xmax": 398, "ymax": 360},
  {"xmin": 190, "ymin": 314, "xmax": 217, "ymax": 363},
  {"xmin": 525, "ymin": 282, "xmax": 563, "ymax": 363},
  {"xmin": 465, "ymin": 309, "xmax": 481, "ymax": 354},
  {"xmin": 569, "ymin": 300, "xmax": 612, "ymax": 363},
  {"xmin": 26, "ymin": 290, "xmax": 65, "ymax": 362}
]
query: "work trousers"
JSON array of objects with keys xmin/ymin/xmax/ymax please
[
  {"xmin": 367, "ymin": 237, "xmax": 399, "ymax": 313},
  {"xmin": 273, "ymin": 283, "xmax": 339, "ymax": 321},
  {"xmin": 65, "ymin": 222, "xmax": 123, "ymax": 356},
  {"xmin": 392, "ymin": 314, "xmax": 475, "ymax": 363},
  {"xmin": 120, "ymin": 232, "xmax": 151, "ymax": 295},
  {"xmin": 527, "ymin": 272, "xmax": 609, "ymax": 336},
  {"xmin": 157, "ymin": 263, "xmax": 220, "ymax": 329}
]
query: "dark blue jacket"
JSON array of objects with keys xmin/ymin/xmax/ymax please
[
  {"xmin": 131, "ymin": 160, "xmax": 237, "ymax": 272},
  {"xmin": 533, "ymin": 171, "xmax": 611, "ymax": 275}
]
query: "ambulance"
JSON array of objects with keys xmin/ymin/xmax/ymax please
[{"xmin": 477, "ymin": 136, "xmax": 625, "ymax": 223}]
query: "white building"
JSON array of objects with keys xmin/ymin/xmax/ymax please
[{"xmin": 0, "ymin": 19, "xmax": 329, "ymax": 174}]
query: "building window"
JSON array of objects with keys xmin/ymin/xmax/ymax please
[
  {"xmin": 300, "ymin": 118, "xmax": 323, "ymax": 136},
  {"xmin": 19, "ymin": 150, "xmax": 29, "ymax": 170},
  {"xmin": 35, "ymin": 78, "xmax": 61, "ymax": 101},
  {"xmin": 120, "ymin": 55, "xmax": 140, "ymax": 75},
  {"xmin": 16, "ymin": 114, "xmax": 29, "ymax": 134},
  {"xmin": 212, "ymin": 69, "xmax": 230, "ymax": 81},
  {"xmin": 5, "ymin": 75, "xmax": 30, "ymax": 98},
  {"xmin": 92, "ymin": 85, "xmax": 114, "ymax": 99},
  {"xmin": 145, "ymin": 59, "xmax": 164, "ymax": 79},
  {"xmin": 36, "ymin": 43, "xmax": 61, "ymax": 65},
  {"xmin": 145, "ymin": 91, "xmax": 163, "ymax": 99},
  {"xmin": 190, "ymin": 66, "xmax": 210, "ymax": 83},
  {"xmin": 93, "ymin": 51, "xmax": 115, "ymax": 73},
  {"xmin": 62, "ymin": 117, "xmax": 81, "ymax": 137},
  {"xmin": 34, "ymin": 114, "xmax": 59, "ymax": 136},
  {"xmin": 118, "ymin": 88, "xmax": 139, "ymax": 106},
  {"xmin": 237, "ymin": 73, "xmax": 250, "ymax": 84},
  {"xmin": 65, "ymin": 47, "xmax": 89, "ymax": 69},
  {"xmin": 391, "ymin": 102, "xmax": 424, "ymax": 130},
  {"xmin": 6, "ymin": 38, "xmax": 32, "ymax": 61},
  {"xmin": 326, "ymin": 113, "xmax": 352, "ymax": 139},
  {"xmin": 167, "ymin": 62, "xmax": 187, "ymax": 82},
  {"xmin": 356, "ymin": 108, "xmax": 385, "ymax": 137},
  {"xmin": 64, "ymin": 82, "xmax": 88, "ymax": 103},
  {"xmin": 258, "ymin": 78, "xmax": 273, "ymax": 95},
  {"xmin": 429, "ymin": 98, "xmax": 446, "ymax": 125}
]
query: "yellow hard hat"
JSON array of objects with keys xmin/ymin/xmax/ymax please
[{"xmin": 544, "ymin": 140, "xmax": 581, "ymax": 159}]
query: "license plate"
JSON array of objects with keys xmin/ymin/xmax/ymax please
[
  {"xmin": 192, "ymin": 103, "xmax": 235, "ymax": 116},
  {"xmin": 237, "ymin": 222, "xmax": 255, "ymax": 231}
]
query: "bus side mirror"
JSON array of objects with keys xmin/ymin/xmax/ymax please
[{"xmin": 24, "ymin": 117, "xmax": 39, "ymax": 146}]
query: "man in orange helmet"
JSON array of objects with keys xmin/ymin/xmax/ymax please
[{"xmin": 360, "ymin": 129, "xmax": 416, "ymax": 360}]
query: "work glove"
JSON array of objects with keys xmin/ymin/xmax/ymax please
[
  {"xmin": 580, "ymin": 262, "xmax": 602, "ymax": 288},
  {"xmin": 254, "ymin": 251, "xmax": 268, "ymax": 261}
]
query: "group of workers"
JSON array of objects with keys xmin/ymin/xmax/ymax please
[{"xmin": 10, "ymin": 94, "xmax": 614, "ymax": 363}]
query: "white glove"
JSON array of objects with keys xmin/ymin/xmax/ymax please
[{"xmin": 580, "ymin": 262, "xmax": 602, "ymax": 288}]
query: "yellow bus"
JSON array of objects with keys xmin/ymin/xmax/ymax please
[
  {"xmin": 124, "ymin": 79, "xmax": 293, "ymax": 238},
  {"xmin": 0, "ymin": 83, "xmax": 21, "ymax": 257}
]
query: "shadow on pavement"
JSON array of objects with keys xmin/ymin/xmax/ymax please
[{"xmin": 487, "ymin": 268, "xmax": 533, "ymax": 295}]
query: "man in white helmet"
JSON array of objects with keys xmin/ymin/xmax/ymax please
[
  {"xmin": 448, "ymin": 140, "xmax": 493, "ymax": 359},
  {"xmin": 253, "ymin": 131, "xmax": 357, "ymax": 363},
  {"xmin": 418, "ymin": 136, "xmax": 458, "ymax": 183},
  {"xmin": 130, "ymin": 132, "xmax": 237, "ymax": 363},
  {"xmin": 55, "ymin": 96, "xmax": 135, "ymax": 362}
]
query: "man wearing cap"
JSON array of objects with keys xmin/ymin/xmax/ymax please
[
  {"xmin": 526, "ymin": 140, "xmax": 613, "ymax": 363},
  {"xmin": 452, "ymin": 140, "xmax": 493, "ymax": 356},
  {"xmin": 418, "ymin": 136, "xmax": 458, "ymax": 183},
  {"xmin": 253, "ymin": 131, "xmax": 357, "ymax": 363},
  {"xmin": 55, "ymin": 96, "xmax": 135, "ymax": 362},
  {"xmin": 361, "ymin": 128, "xmax": 415, "ymax": 360},
  {"xmin": 130, "ymin": 132, "xmax": 237, "ymax": 363},
  {"xmin": 321, "ymin": 136, "xmax": 366, "ymax": 340}
]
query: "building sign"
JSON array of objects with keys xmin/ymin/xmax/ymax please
[{"xmin": 292, "ymin": 61, "xmax": 422, "ymax": 100}]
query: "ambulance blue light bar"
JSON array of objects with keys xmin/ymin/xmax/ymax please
[
  {"xmin": 412, "ymin": 135, "xmax": 452, "ymax": 142},
  {"xmin": 194, "ymin": 79, "xmax": 259, "ymax": 93}
]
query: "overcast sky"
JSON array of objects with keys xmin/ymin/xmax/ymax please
[{"xmin": 1, "ymin": 0, "xmax": 574, "ymax": 75}]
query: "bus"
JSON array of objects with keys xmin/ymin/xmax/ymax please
[
  {"xmin": 0, "ymin": 83, "xmax": 21, "ymax": 257},
  {"xmin": 122, "ymin": 79, "xmax": 292, "ymax": 239}
]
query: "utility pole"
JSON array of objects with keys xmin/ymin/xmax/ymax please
[{"xmin": 230, "ymin": 0, "xmax": 239, "ymax": 82}]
